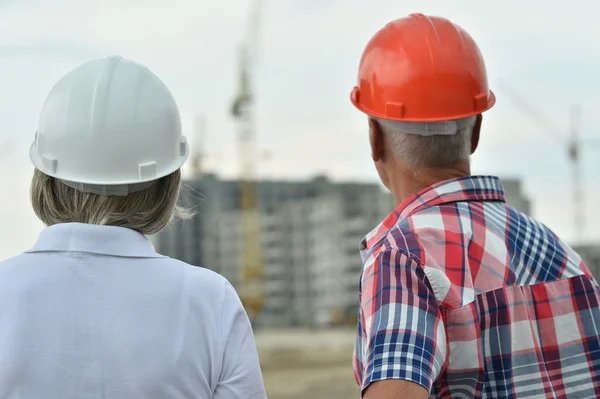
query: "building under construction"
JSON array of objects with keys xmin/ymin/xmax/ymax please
[
  {"xmin": 152, "ymin": 174, "xmax": 532, "ymax": 328},
  {"xmin": 153, "ymin": 174, "xmax": 394, "ymax": 328}
]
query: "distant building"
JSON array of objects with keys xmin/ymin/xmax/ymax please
[
  {"xmin": 153, "ymin": 174, "xmax": 394, "ymax": 327},
  {"xmin": 572, "ymin": 244, "xmax": 600, "ymax": 280},
  {"xmin": 152, "ymin": 175, "xmax": 531, "ymax": 328},
  {"xmin": 501, "ymin": 178, "xmax": 532, "ymax": 216}
]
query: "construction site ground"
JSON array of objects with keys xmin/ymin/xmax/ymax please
[{"xmin": 255, "ymin": 328, "xmax": 358, "ymax": 399}]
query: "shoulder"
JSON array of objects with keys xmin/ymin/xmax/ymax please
[
  {"xmin": 367, "ymin": 220, "xmax": 428, "ymax": 272},
  {"xmin": 0, "ymin": 252, "xmax": 40, "ymax": 273},
  {"xmin": 368, "ymin": 221, "xmax": 460, "ymax": 307},
  {"xmin": 159, "ymin": 256, "xmax": 232, "ymax": 297},
  {"xmin": 162, "ymin": 258, "xmax": 247, "ymax": 312},
  {"xmin": 164, "ymin": 257, "xmax": 226, "ymax": 280},
  {"xmin": 144, "ymin": 257, "xmax": 245, "ymax": 336},
  {"xmin": 505, "ymin": 205, "xmax": 589, "ymax": 277}
]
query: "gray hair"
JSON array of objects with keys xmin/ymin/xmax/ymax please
[
  {"xmin": 374, "ymin": 117, "xmax": 474, "ymax": 168},
  {"xmin": 30, "ymin": 168, "xmax": 193, "ymax": 235}
]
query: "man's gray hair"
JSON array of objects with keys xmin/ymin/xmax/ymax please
[
  {"xmin": 30, "ymin": 169, "xmax": 193, "ymax": 236},
  {"xmin": 374, "ymin": 116, "xmax": 475, "ymax": 168}
]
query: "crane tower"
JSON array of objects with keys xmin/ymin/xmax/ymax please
[
  {"xmin": 498, "ymin": 81, "xmax": 600, "ymax": 242},
  {"xmin": 230, "ymin": 0, "xmax": 264, "ymax": 321}
]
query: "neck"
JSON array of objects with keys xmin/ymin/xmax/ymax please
[{"xmin": 390, "ymin": 161, "xmax": 471, "ymax": 206}]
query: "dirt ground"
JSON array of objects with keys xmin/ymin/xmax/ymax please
[{"xmin": 255, "ymin": 329, "xmax": 359, "ymax": 399}]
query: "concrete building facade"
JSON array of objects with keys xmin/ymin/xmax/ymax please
[
  {"xmin": 153, "ymin": 175, "xmax": 531, "ymax": 328},
  {"xmin": 572, "ymin": 244, "xmax": 600, "ymax": 280}
]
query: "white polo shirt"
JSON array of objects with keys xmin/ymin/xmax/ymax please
[{"xmin": 0, "ymin": 223, "xmax": 267, "ymax": 399}]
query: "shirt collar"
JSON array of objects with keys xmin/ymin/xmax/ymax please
[
  {"xmin": 360, "ymin": 175, "xmax": 506, "ymax": 255},
  {"xmin": 26, "ymin": 223, "xmax": 164, "ymax": 258}
]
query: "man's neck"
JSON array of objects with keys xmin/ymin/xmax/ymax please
[{"xmin": 390, "ymin": 162, "xmax": 471, "ymax": 206}]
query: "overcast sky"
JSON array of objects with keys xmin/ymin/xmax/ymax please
[{"xmin": 1, "ymin": 0, "xmax": 599, "ymax": 260}]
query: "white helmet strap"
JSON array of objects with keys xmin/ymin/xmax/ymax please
[{"xmin": 59, "ymin": 179, "xmax": 158, "ymax": 197}]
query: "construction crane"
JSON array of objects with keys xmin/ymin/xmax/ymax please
[
  {"xmin": 498, "ymin": 81, "xmax": 600, "ymax": 242},
  {"xmin": 230, "ymin": 0, "xmax": 264, "ymax": 321}
]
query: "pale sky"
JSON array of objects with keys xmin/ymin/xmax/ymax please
[{"xmin": 1, "ymin": 0, "xmax": 599, "ymax": 260}]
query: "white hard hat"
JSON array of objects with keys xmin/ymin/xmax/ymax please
[{"xmin": 30, "ymin": 55, "xmax": 189, "ymax": 196}]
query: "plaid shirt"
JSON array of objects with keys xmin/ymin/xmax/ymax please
[{"xmin": 354, "ymin": 175, "xmax": 600, "ymax": 398}]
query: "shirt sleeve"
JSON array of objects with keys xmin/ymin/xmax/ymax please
[
  {"xmin": 359, "ymin": 248, "xmax": 446, "ymax": 394},
  {"xmin": 214, "ymin": 282, "xmax": 267, "ymax": 399}
]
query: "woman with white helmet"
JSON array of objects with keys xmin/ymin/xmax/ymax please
[{"xmin": 0, "ymin": 56, "xmax": 267, "ymax": 398}]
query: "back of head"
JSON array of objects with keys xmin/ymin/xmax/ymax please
[
  {"xmin": 29, "ymin": 56, "xmax": 191, "ymax": 235},
  {"xmin": 30, "ymin": 168, "xmax": 189, "ymax": 236},
  {"xmin": 350, "ymin": 13, "xmax": 494, "ymax": 173},
  {"xmin": 374, "ymin": 116, "xmax": 476, "ymax": 168}
]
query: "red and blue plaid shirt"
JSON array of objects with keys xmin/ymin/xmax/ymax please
[{"xmin": 354, "ymin": 175, "xmax": 600, "ymax": 398}]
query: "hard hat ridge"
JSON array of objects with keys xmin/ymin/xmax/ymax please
[{"xmin": 351, "ymin": 14, "xmax": 495, "ymax": 122}]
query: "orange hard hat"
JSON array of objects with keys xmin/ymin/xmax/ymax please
[{"xmin": 350, "ymin": 13, "xmax": 495, "ymax": 122}]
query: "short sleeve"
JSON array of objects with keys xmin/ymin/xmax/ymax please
[
  {"xmin": 214, "ymin": 282, "xmax": 267, "ymax": 399},
  {"xmin": 358, "ymin": 248, "xmax": 446, "ymax": 394}
]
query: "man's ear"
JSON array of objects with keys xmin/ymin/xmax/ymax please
[
  {"xmin": 369, "ymin": 118, "xmax": 386, "ymax": 162},
  {"xmin": 471, "ymin": 114, "xmax": 482, "ymax": 154}
]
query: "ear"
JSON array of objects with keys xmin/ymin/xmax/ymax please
[
  {"xmin": 471, "ymin": 114, "xmax": 482, "ymax": 154},
  {"xmin": 369, "ymin": 118, "xmax": 386, "ymax": 162}
]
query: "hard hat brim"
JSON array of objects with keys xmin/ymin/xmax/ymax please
[
  {"xmin": 29, "ymin": 140, "xmax": 190, "ymax": 186},
  {"xmin": 350, "ymin": 90, "xmax": 496, "ymax": 122}
]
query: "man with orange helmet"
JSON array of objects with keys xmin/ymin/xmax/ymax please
[{"xmin": 351, "ymin": 14, "xmax": 600, "ymax": 399}]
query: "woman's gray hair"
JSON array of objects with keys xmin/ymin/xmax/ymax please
[
  {"xmin": 374, "ymin": 117, "xmax": 474, "ymax": 168},
  {"xmin": 30, "ymin": 168, "xmax": 193, "ymax": 235}
]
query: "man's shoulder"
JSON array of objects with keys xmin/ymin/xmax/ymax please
[
  {"xmin": 368, "ymin": 200, "xmax": 592, "ymax": 300},
  {"xmin": 503, "ymin": 204, "xmax": 587, "ymax": 267},
  {"xmin": 372, "ymin": 205, "xmax": 456, "ymax": 266},
  {"xmin": 378, "ymin": 226, "xmax": 424, "ymax": 263}
]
